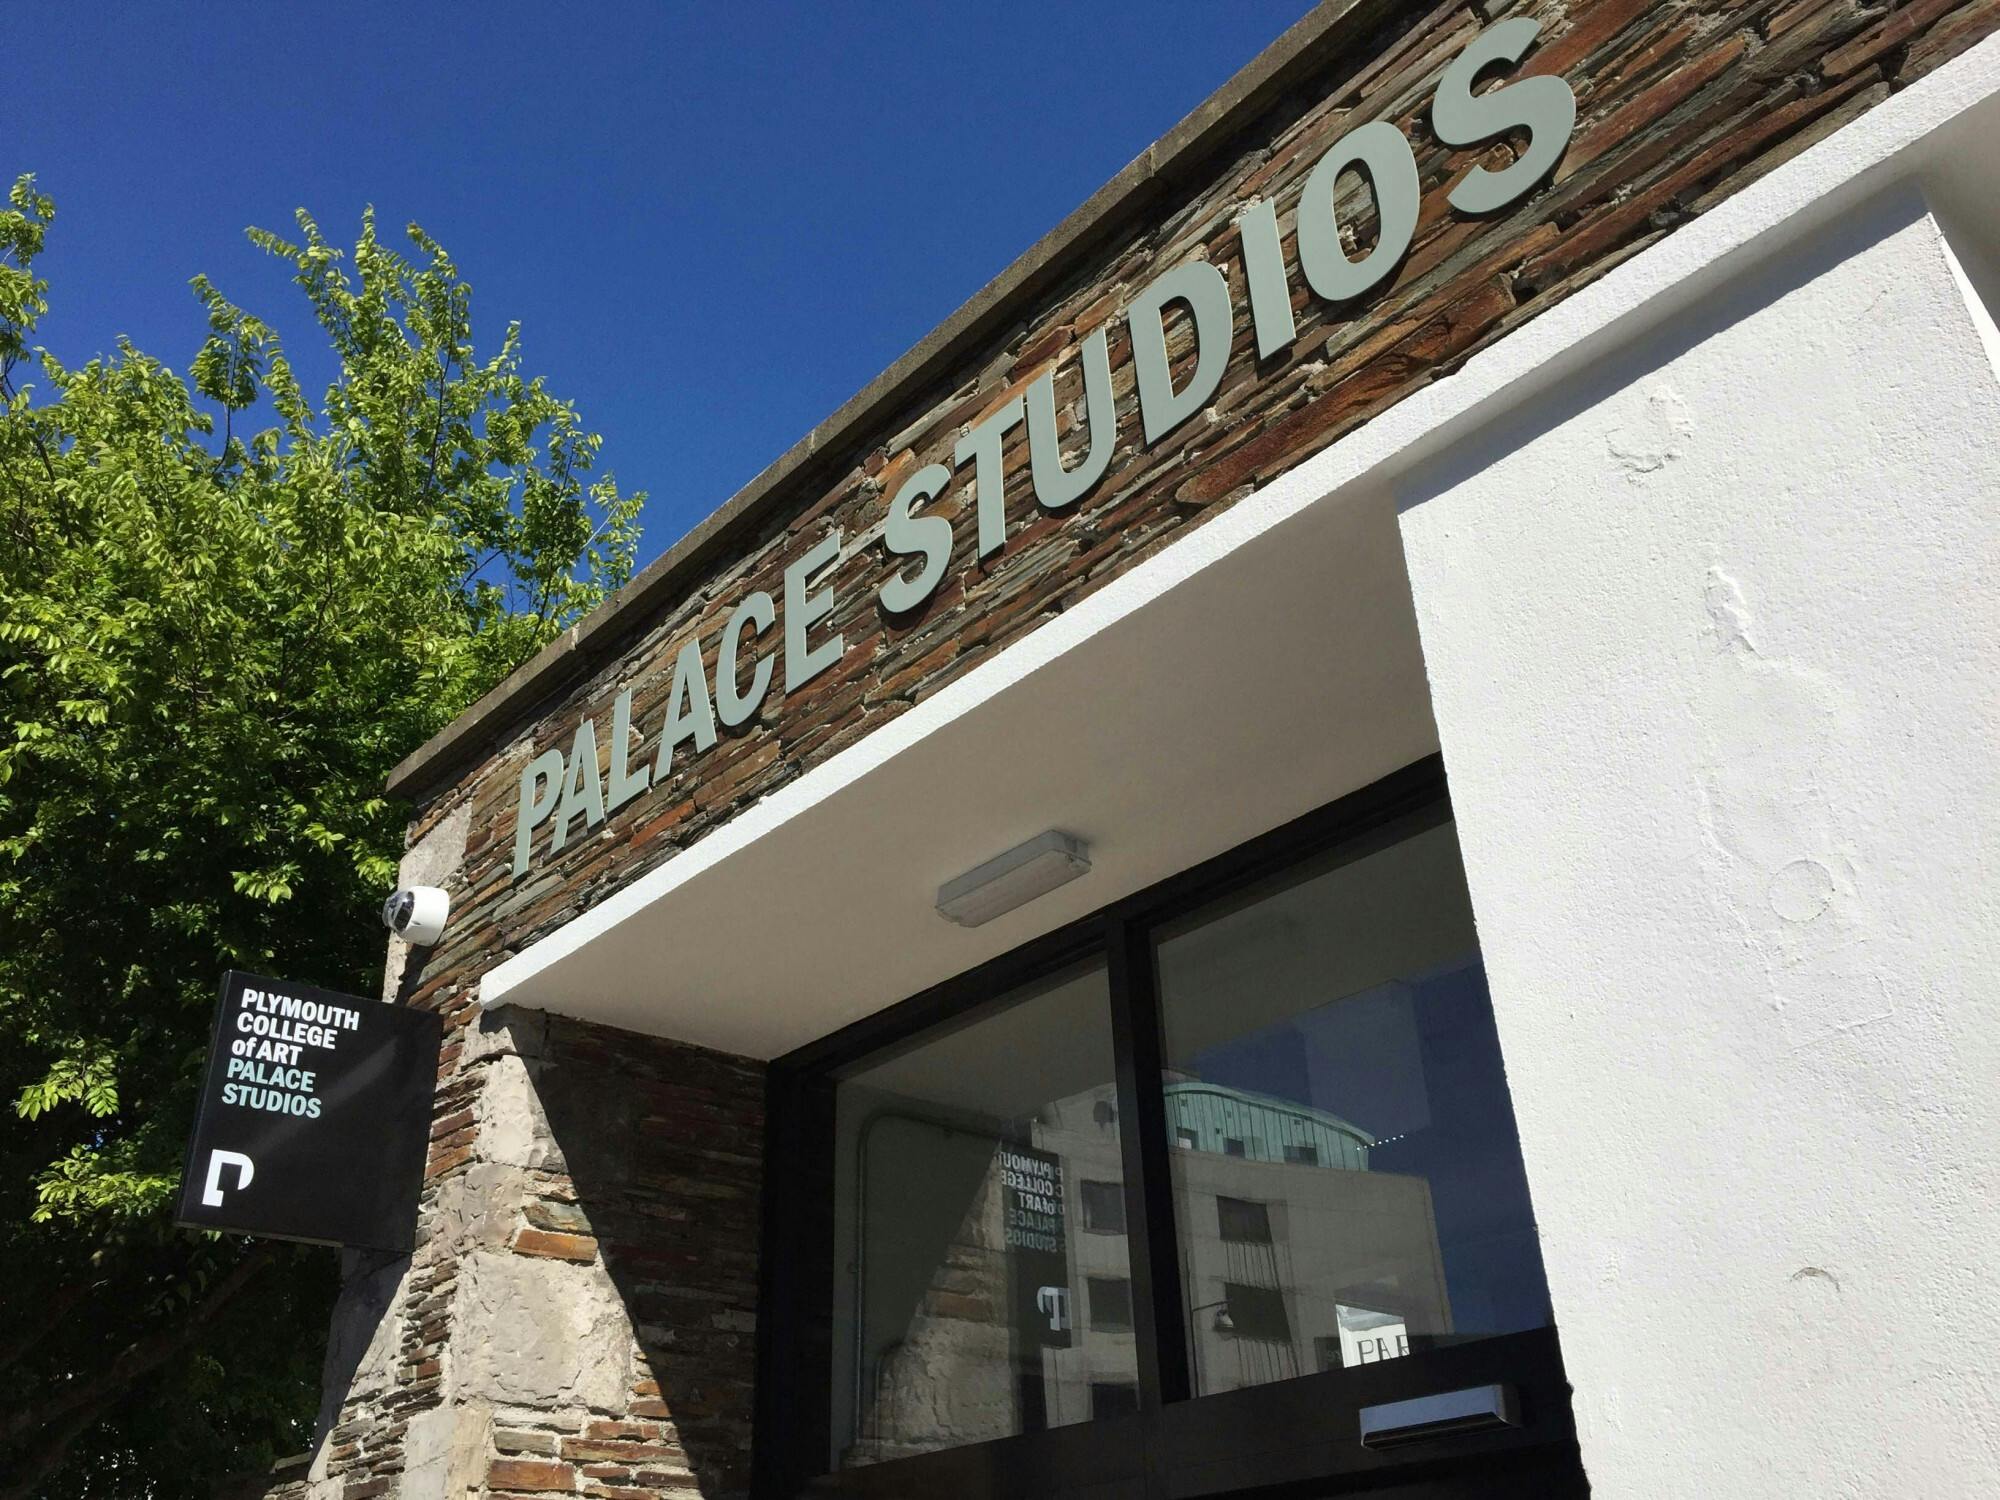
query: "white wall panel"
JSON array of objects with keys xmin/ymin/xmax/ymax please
[{"xmin": 1399, "ymin": 193, "xmax": 2000, "ymax": 1496}]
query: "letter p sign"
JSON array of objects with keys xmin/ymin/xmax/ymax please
[
  {"xmin": 202, "ymin": 1149, "xmax": 255, "ymax": 1207},
  {"xmin": 1036, "ymin": 1285, "xmax": 1071, "ymax": 1334}
]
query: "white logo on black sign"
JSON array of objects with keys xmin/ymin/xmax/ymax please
[{"xmin": 201, "ymin": 1149, "xmax": 255, "ymax": 1207}]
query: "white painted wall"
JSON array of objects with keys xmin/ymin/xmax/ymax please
[{"xmin": 1398, "ymin": 191, "xmax": 2000, "ymax": 1496}]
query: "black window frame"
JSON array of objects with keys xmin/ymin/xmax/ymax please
[{"xmin": 753, "ymin": 755, "xmax": 1585, "ymax": 1500}]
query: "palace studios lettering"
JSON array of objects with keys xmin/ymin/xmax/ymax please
[
  {"xmin": 1000, "ymin": 1145, "xmax": 1073, "ymax": 1348},
  {"xmin": 221, "ymin": 984, "xmax": 363, "ymax": 1119},
  {"xmin": 1000, "ymin": 1146, "xmax": 1064, "ymax": 1256},
  {"xmin": 513, "ymin": 18, "xmax": 1575, "ymax": 878}
]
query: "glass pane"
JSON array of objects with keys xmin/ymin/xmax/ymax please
[
  {"xmin": 830, "ymin": 961, "xmax": 1136, "ymax": 1468},
  {"xmin": 1154, "ymin": 815, "xmax": 1552, "ymax": 1399}
]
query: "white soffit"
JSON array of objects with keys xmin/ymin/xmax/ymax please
[
  {"xmin": 486, "ymin": 479, "xmax": 1441, "ymax": 1058},
  {"xmin": 481, "ymin": 35, "xmax": 2000, "ymax": 1059}
]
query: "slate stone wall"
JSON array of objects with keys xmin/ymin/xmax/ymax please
[
  {"xmin": 267, "ymin": 3, "xmax": 2000, "ymax": 1497},
  {"xmin": 292, "ymin": 1002, "xmax": 763, "ymax": 1500}
]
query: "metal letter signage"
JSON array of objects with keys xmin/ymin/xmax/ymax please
[
  {"xmin": 509, "ymin": 17, "xmax": 1578, "ymax": 879},
  {"xmin": 176, "ymin": 971, "xmax": 441, "ymax": 1252}
]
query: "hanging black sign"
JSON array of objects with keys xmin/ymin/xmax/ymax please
[
  {"xmin": 176, "ymin": 971, "xmax": 440, "ymax": 1253},
  {"xmin": 999, "ymin": 1142, "xmax": 1072, "ymax": 1350}
]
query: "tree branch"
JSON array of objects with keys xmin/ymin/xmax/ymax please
[
  {"xmin": 0, "ymin": 1373, "xmax": 125, "ymax": 1500},
  {"xmin": 0, "ymin": 366, "xmax": 58, "ymax": 485},
  {"xmin": 457, "ymin": 545, "xmax": 503, "ymax": 593},
  {"xmin": 0, "ymin": 1278, "xmax": 90, "ymax": 1373},
  {"xmin": 0, "ymin": 1243, "xmax": 276, "ymax": 1448},
  {"xmin": 422, "ymin": 346, "xmax": 459, "ymax": 504}
]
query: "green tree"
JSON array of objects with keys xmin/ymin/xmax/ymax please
[{"xmin": 0, "ymin": 175, "xmax": 641, "ymax": 1497}]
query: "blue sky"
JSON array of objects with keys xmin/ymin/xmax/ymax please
[{"xmin": 16, "ymin": 2, "xmax": 1310, "ymax": 568}]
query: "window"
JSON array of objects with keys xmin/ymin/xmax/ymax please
[
  {"xmin": 1215, "ymin": 1197, "xmax": 1272, "ymax": 1244},
  {"xmin": 1155, "ymin": 816, "xmax": 1552, "ymax": 1398},
  {"xmin": 1222, "ymin": 1283, "xmax": 1291, "ymax": 1343},
  {"xmin": 1080, "ymin": 1179, "xmax": 1126, "ymax": 1233},
  {"xmin": 771, "ymin": 763, "xmax": 1571, "ymax": 1496},
  {"xmin": 829, "ymin": 962, "xmax": 1135, "ymax": 1468},
  {"xmin": 1088, "ymin": 1276, "xmax": 1134, "ymax": 1331},
  {"xmin": 1090, "ymin": 1381, "xmax": 1140, "ymax": 1419}
]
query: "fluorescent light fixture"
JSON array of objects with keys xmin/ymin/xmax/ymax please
[{"xmin": 935, "ymin": 831, "xmax": 1092, "ymax": 928}]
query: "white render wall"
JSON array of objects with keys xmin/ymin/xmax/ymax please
[{"xmin": 1397, "ymin": 191, "xmax": 2000, "ymax": 1496}]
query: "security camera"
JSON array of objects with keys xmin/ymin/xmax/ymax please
[{"xmin": 381, "ymin": 886, "xmax": 450, "ymax": 946}]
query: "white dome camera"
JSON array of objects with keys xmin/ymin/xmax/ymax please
[{"xmin": 381, "ymin": 886, "xmax": 450, "ymax": 946}]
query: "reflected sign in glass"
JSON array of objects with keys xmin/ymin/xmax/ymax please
[{"xmin": 1000, "ymin": 1143, "xmax": 1073, "ymax": 1350}]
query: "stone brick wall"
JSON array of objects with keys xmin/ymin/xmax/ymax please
[
  {"xmin": 293, "ymin": 1004, "xmax": 763, "ymax": 1500},
  {"xmin": 273, "ymin": 3, "xmax": 2000, "ymax": 1498}
]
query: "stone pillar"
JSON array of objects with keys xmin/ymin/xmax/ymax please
[{"xmin": 285, "ymin": 789, "xmax": 765, "ymax": 1499}]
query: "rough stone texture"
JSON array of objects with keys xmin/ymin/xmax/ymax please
[
  {"xmin": 399, "ymin": 1406, "xmax": 490, "ymax": 1498},
  {"xmin": 257, "ymin": 2, "xmax": 2000, "ymax": 1497},
  {"xmin": 271, "ymin": 997, "xmax": 762, "ymax": 1500},
  {"xmin": 456, "ymin": 1251, "xmax": 635, "ymax": 1411}
]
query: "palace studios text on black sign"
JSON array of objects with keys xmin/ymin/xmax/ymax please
[{"xmin": 177, "ymin": 971, "xmax": 439, "ymax": 1252}]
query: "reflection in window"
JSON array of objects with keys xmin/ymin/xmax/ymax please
[
  {"xmin": 830, "ymin": 963, "xmax": 1135, "ymax": 1469},
  {"xmin": 1088, "ymin": 1276, "xmax": 1134, "ymax": 1331},
  {"xmin": 1080, "ymin": 1179, "xmax": 1126, "ymax": 1234},
  {"xmin": 1155, "ymin": 816, "xmax": 1552, "ymax": 1400},
  {"xmin": 1215, "ymin": 1197, "xmax": 1272, "ymax": 1245},
  {"xmin": 1222, "ymin": 1283, "xmax": 1291, "ymax": 1343},
  {"xmin": 1333, "ymin": 1303, "xmax": 1412, "ymax": 1367},
  {"xmin": 1090, "ymin": 1381, "xmax": 1140, "ymax": 1419}
]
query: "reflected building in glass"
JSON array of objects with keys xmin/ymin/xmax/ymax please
[
  {"xmin": 1158, "ymin": 1079, "xmax": 1448, "ymax": 1393},
  {"xmin": 831, "ymin": 964, "xmax": 1136, "ymax": 1468},
  {"xmin": 829, "ymin": 821, "xmax": 1549, "ymax": 1466},
  {"xmin": 835, "ymin": 1065, "xmax": 1458, "ymax": 1463}
]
